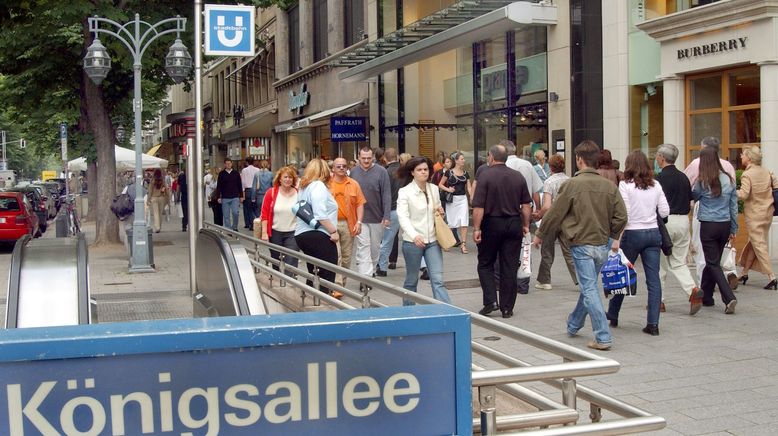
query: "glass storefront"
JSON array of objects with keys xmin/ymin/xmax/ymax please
[
  {"xmin": 685, "ymin": 66, "xmax": 760, "ymax": 169},
  {"xmin": 280, "ymin": 117, "xmax": 366, "ymax": 167}
]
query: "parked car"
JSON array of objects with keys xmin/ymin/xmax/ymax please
[
  {"xmin": 40, "ymin": 181, "xmax": 63, "ymax": 209},
  {"xmin": 0, "ymin": 191, "xmax": 39, "ymax": 243},
  {"xmin": 3, "ymin": 187, "xmax": 48, "ymax": 233},
  {"xmin": 31, "ymin": 183, "xmax": 58, "ymax": 218}
]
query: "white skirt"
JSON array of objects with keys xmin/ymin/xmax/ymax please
[{"xmin": 446, "ymin": 194, "xmax": 469, "ymax": 228}]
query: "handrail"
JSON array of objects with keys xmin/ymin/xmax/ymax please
[
  {"xmin": 203, "ymin": 222, "xmax": 666, "ymax": 434},
  {"xmin": 76, "ymin": 233, "xmax": 90, "ymax": 325},
  {"xmin": 4, "ymin": 235, "xmax": 30, "ymax": 328}
]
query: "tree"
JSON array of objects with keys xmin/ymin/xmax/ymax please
[{"xmin": 0, "ymin": 0, "xmax": 192, "ymax": 245}]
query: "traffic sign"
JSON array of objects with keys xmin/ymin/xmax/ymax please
[
  {"xmin": 204, "ymin": 4, "xmax": 255, "ymax": 56},
  {"xmin": 60, "ymin": 123, "xmax": 68, "ymax": 161}
]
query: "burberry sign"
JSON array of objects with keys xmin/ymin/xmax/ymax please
[{"xmin": 677, "ymin": 37, "xmax": 747, "ymax": 60}]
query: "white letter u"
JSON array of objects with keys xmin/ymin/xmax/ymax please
[{"xmin": 217, "ymin": 16, "xmax": 243, "ymax": 47}]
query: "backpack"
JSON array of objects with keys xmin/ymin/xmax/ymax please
[{"xmin": 110, "ymin": 193, "xmax": 134, "ymax": 220}]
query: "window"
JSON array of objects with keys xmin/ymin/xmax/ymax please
[
  {"xmin": 314, "ymin": 0, "xmax": 329, "ymax": 61},
  {"xmin": 288, "ymin": 5, "xmax": 300, "ymax": 73},
  {"xmin": 345, "ymin": 0, "xmax": 365, "ymax": 47},
  {"xmin": 685, "ymin": 66, "xmax": 760, "ymax": 169}
]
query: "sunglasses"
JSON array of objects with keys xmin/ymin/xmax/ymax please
[{"xmin": 334, "ymin": 165, "xmax": 347, "ymax": 169}]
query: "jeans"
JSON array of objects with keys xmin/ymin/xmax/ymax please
[
  {"xmin": 607, "ymin": 229, "xmax": 663, "ymax": 326},
  {"xmin": 269, "ymin": 230, "xmax": 299, "ymax": 274},
  {"xmin": 401, "ymin": 241, "xmax": 451, "ymax": 306},
  {"xmin": 221, "ymin": 197, "xmax": 240, "ymax": 231},
  {"xmin": 243, "ymin": 188, "xmax": 256, "ymax": 228},
  {"xmin": 378, "ymin": 210, "xmax": 400, "ymax": 271},
  {"xmin": 568, "ymin": 244, "xmax": 612, "ymax": 345}
]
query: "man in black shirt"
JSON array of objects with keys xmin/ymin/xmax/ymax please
[
  {"xmin": 655, "ymin": 143, "xmax": 702, "ymax": 315},
  {"xmin": 472, "ymin": 144, "xmax": 532, "ymax": 318},
  {"xmin": 177, "ymin": 170, "xmax": 188, "ymax": 232},
  {"xmin": 217, "ymin": 158, "xmax": 244, "ymax": 231}
]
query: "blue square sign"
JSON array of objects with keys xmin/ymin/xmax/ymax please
[{"xmin": 204, "ymin": 4, "xmax": 255, "ymax": 56}]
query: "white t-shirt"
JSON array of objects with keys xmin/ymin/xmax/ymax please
[{"xmin": 273, "ymin": 190, "xmax": 298, "ymax": 232}]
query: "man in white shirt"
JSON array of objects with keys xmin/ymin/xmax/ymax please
[
  {"xmin": 504, "ymin": 141, "xmax": 543, "ymax": 211},
  {"xmin": 684, "ymin": 137, "xmax": 739, "ymax": 289},
  {"xmin": 240, "ymin": 157, "xmax": 260, "ymax": 230}
]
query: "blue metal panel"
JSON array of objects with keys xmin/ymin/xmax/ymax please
[{"xmin": 0, "ymin": 305, "xmax": 471, "ymax": 435}]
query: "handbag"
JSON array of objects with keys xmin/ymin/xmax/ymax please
[
  {"xmin": 601, "ymin": 249, "xmax": 638, "ymax": 297},
  {"xmin": 442, "ymin": 190, "xmax": 454, "ymax": 203},
  {"xmin": 657, "ymin": 212, "xmax": 673, "ymax": 256},
  {"xmin": 110, "ymin": 193, "xmax": 133, "ymax": 221},
  {"xmin": 292, "ymin": 199, "xmax": 320, "ymax": 229},
  {"xmin": 434, "ymin": 211, "xmax": 456, "ymax": 250}
]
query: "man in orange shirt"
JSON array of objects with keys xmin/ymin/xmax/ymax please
[{"xmin": 330, "ymin": 157, "xmax": 366, "ymax": 285}]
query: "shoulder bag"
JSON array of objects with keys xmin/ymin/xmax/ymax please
[
  {"xmin": 771, "ymin": 172, "xmax": 778, "ymax": 216},
  {"xmin": 434, "ymin": 212, "xmax": 456, "ymax": 250},
  {"xmin": 292, "ymin": 185, "xmax": 320, "ymax": 229},
  {"xmin": 657, "ymin": 211, "xmax": 673, "ymax": 256}
]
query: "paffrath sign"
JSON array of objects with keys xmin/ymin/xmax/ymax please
[
  {"xmin": 204, "ymin": 4, "xmax": 255, "ymax": 56},
  {"xmin": 0, "ymin": 305, "xmax": 471, "ymax": 435},
  {"xmin": 330, "ymin": 117, "xmax": 368, "ymax": 142}
]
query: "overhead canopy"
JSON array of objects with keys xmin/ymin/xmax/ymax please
[
  {"xmin": 274, "ymin": 101, "xmax": 364, "ymax": 132},
  {"xmin": 146, "ymin": 144, "xmax": 162, "ymax": 157},
  {"xmin": 335, "ymin": 0, "xmax": 557, "ymax": 83},
  {"xmin": 68, "ymin": 145, "xmax": 169, "ymax": 172}
]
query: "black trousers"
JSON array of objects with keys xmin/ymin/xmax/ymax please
[
  {"xmin": 700, "ymin": 221, "xmax": 736, "ymax": 305},
  {"xmin": 390, "ymin": 233, "xmax": 399, "ymax": 264},
  {"xmin": 180, "ymin": 195, "xmax": 188, "ymax": 230},
  {"xmin": 270, "ymin": 230, "xmax": 299, "ymax": 273},
  {"xmin": 210, "ymin": 202, "xmax": 223, "ymax": 226},
  {"xmin": 477, "ymin": 216, "xmax": 523, "ymax": 312},
  {"xmin": 295, "ymin": 230, "xmax": 338, "ymax": 295}
]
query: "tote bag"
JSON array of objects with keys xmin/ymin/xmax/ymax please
[{"xmin": 434, "ymin": 212, "xmax": 457, "ymax": 250}]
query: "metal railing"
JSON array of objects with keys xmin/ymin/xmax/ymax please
[{"xmin": 204, "ymin": 223, "xmax": 666, "ymax": 434}]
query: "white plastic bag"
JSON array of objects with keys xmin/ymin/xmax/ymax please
[
  {"xmin": 176, "ymin": 203, "xmax": 184, "ymax": 218},
  {"xmin": 517, "ymin": 233, "xmax": 532, "ymax": 279}
]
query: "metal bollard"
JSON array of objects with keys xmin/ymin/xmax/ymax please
[
  {"xmin": 312, "ymin": 266, "xmax": 321, "ymax": 306},
  {"xmin": 561, "ymin": 377, "xmax": 577, "ymax": 425},
  {"xmin": 479, "ymin": 385, "xmax": 497, "ymax": 435},
  {"xmin": 589, "ymin": 403, "xmax": 602, "ymax": 422},
  {"xmin": 361, "ymin": 282, "xmax": 371, "ymax": 309},
  {"xmin": 278, "ymin": 254, "xmax": 287, "ymax": 287}
]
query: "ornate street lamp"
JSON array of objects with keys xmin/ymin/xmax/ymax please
[
  {"xmin": 84, "ymin": 14, "xmax": 190, "ymax": 273},
  {"xmin": 115, "ymin": 123, "xmax": 126, "ymax": 143}
]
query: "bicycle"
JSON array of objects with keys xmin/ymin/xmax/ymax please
[{"xmin": 59, "ymin": 194, "xmax": 81, "ymax": 236}]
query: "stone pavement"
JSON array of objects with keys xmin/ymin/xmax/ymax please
[{"xmin": 2, "ymin": 210, "xmax": 778, "ymax": 435}]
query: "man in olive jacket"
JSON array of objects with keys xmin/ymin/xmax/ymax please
[{"xmin": 533, "ymin": 140, "xmax": 627, "ymax": 351}]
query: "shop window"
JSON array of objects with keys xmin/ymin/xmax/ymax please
[
  {"xmin": 345, "ymin": 0, "xmax": 365, "ymax": 47},
  {"xmin": 686, "ymin": 66, "xmax": 760, "ymax": 169},
  {"xmin": 313, "ymin": 0, "xmax": 328, "ymax": 62},
  {"xmin": 289, "ymin": 6, "xmax": 300, "ymax": 73}
]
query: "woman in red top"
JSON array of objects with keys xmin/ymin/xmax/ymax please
[{"xmin": 260, "ymin": 166, "xmax": 300, "ymax": 272}]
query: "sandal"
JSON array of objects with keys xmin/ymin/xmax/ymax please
[
  {"xmin": 331, "ymin": 291, "xmax": 344, "ymax": 300},
  {"xmin": 460, "ymin": 244, "xmax": 469, "ymax": 254}
]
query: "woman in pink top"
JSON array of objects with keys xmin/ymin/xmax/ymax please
[{"xmin": 607, "ymin": 151, "xmax": 670, "ymax": 336}]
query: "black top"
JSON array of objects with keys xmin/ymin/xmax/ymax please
[
  {"xmin": 217, "ymin": 169, "xmax": 243, "ymax": 199},
  {"xmin": 177, "ymin": 173, "xmax": 187, "ymax": 201},
  {"xmin": 444, "ymin": 169, "xmax": 470, "ymax": 196},
  {"xmin": 472, "ymin": 164, "xmax": 531, "ymax": 217},
  {"xmin": 655, "ymin": 164, "xmax": 691, "ymax": 215}
]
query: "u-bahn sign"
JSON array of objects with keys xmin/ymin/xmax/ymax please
[
  {"xmin": 204, "ymin": 4, "xmax": 255, "ymax": 56},
  {"xmin": 0, "ymin": 305, "xmax": 472, "ymax": 435}
]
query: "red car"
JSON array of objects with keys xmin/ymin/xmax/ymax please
[{"xmin": 0, "ymin": 191, "xmax": 40, "ymax": 243}]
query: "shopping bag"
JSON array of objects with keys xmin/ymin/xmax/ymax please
[
  {"xmin": 722, "ymin": 243, "xmax": 737, "ymax": 275},
  {"xmin": 434, "ymin": 212, "xmax": 457, "ymax": 251},
  {"xmin": 517, "ymin": 233, "xmax": 532, "ymax": 279},
  {"xmin": 601, "ymin": 249, "xmax": 637, "ymax": 297},
  {"xmin": 176, "ymin": 203, "xmax": 184, "ymax": 218}
]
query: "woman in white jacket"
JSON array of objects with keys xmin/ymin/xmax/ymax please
[{"xmin": 396, "ymin": 156, "xmax": 452, "ymax": 305}]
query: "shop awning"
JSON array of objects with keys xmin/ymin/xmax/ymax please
[
  {"xmin": 274, "ymin": 101, "xmax": 364, "ymax": 132},
  {"xmin": 146, "ymin": 144, "xmax": 162, "ymax": 156},
  {"xmin": 334, "ymin": 0, "xmax": 557, "ymax": 83}
]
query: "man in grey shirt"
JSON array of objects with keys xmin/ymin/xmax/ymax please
[{"xmin": 350, "ymin": 146, "xmax": 391, "ymax": 277}]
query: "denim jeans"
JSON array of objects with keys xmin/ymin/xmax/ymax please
[
  {"xmin": 607, "ymin": 228, "xmax": 662, "ymax": 326},
  {"xmin": 401, "ymin": 241, "xmax": 451, "ymax": 306},
  {"xmin": 242, "ymin": 188, "xmax": 256, "ymax": 228},
  {"xmin": 568, "ymin": 244, "xmax": 612, "ymax": 345},
  {"xmin": 378, "ymin": 210, "xmax": 400, "ymax": 271},
  {"xmin": 221, "ymin": 197, "xmax": 240, "ymax": 231}
]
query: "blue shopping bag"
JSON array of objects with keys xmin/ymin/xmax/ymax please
[{"xmin": 601, "ymin": 250, "xmax": 637, "ymax": 297}]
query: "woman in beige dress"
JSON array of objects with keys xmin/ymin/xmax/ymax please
[
  {"xmin": 737, "ymin": 146, "xmax": 777, "ymax": 290},
  {"xmin": 146, "ymin": 169, "xmax": 169, "ymax": 233}
]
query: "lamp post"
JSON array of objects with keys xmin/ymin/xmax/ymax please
[{"xmin": 84, "ymin": 14, "xmax": 191, "ymax": 273}]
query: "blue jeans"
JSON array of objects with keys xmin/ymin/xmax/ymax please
[
  {"xmin": 378, "ymin": 210, "xmax": 400, "ymax": 271},
  {"xmin": 607, "ymin": 228, "xmax": 663, "ymax": 326},
  {"xmin": 221, "ymin": 197, "xmax": 240, "ymax": 231},
  {"xmin": 401, "ymin": 241, "xmax": 451, "ymax": 306},
  {"xmin": 242, "ymin": 188, "xmax": 256, "ymax": 228},
  {"xmin": 568, "ymin": 244, "xmax": 612, "ymax": 345}
]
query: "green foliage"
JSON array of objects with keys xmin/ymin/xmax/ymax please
[
  {"xmin": 0, "ymin": 0, "xmax": 194, "ymax": 165},
  {"xmin": 251, "ymin": 0, "xmax": 298, "ymax": 10}
]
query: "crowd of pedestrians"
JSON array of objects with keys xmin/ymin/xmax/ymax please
[{"xmin": 205, "ymin": 134, "xmax": 775, "ymax": 351}]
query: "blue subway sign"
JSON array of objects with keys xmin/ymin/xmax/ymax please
[
  {"xmin": 0, "ymin": 305, "xmax": 472, "ymax": 435},
  {"xmin": 204, "ymin": 4, "xmax": 255, "ymax": 56},
  {"xmin": 331, "ymin": 117, "xmax": 368, "ymax": 142}
]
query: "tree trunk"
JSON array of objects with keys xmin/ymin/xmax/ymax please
[
  {"xmin": 81, "ymin": 27, "xmax": 119, "ymax": 245},
  {"xmin": 86, "ymin": 163, "xmax": 97, "ymax": 222}
]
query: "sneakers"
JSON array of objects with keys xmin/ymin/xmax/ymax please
[
  {"xmin": 587, "ymin": 341, "xmax": 611, "ymax": 351},
  {"xmin": 725, "ymin": 299, "xmax": 737, "ymax": 314},
  {"xmin": 388, "ymin": 262, "xmax": 397, "ymax": 270},
  {"xmin": 478, "ymin": 303, "xmax": 499, "ymax": 316},
  {"xmin": 375, "ymin": 269, "xmax": 387, "ymax": 277},
  {"xmin": 689, "ymin": 287, "xmax": 703, "ymax": 315},
  {"xmin": 534, "ymin": 282, "xmax": 552, "ymax": 290}
]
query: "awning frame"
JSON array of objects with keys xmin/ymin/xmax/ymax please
[{"xmin": 274, "ymin": 101, "xmax": 365, "ymax": 133}]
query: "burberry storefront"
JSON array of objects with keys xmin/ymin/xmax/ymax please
[{"xmin": 638, "ymin": 0, "xmax": 778, "ymax": 255}]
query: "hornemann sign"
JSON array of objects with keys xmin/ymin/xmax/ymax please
[{"xmin": 0, "ymin": 305, "xmax": 471, "ymax": 435}]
